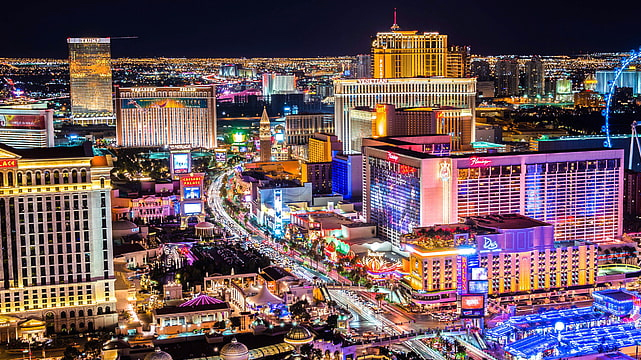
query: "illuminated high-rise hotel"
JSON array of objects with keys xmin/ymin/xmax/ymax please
[
  {"xmin": 362, "ymin": 136, "xmax": 623, "ymax": 245},
  {"xmin": 115, "ymin": 86, "xmax": 217, "ymax": 149},
  {"xmin": 0, "ymin": 143, "xmax": 116, "ymax": 339},
  {"xmin": 372, "ymin": 29, "xmax": 448, "ymax": 79},
  {"xmin": 67, "ymin": 38, "xmax": 115, "ymax": 125},
  {"xmin": 334, "ymin": 78, "xmax": 476, "ymax": 153}
]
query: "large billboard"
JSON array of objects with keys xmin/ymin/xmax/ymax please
[
  {"xmin": 180, "ymin": 174, "xmax": 204, "ymax": 201},
  {"xmin": 460, "ymin": 295, "xmax": 485, "ymax": 318},
  {"xmin": 121, "ymin": 98, "xmax": 208, "ymax": 109},
  {"xmin": 0, "ymin": 114, "xmax": 46, "ymax": 130},
  {"xmin": 171, "ymin": 153, "xmax": 191, "ymax": 175}
]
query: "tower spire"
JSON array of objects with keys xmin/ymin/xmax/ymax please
[{"xmin": 391, "ymin": 8, "xmax": 400, "ymax": 31}]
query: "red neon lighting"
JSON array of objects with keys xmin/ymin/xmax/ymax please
[
  {"xmin": 0, "ymin": 159, "xmax": 17, "ymax": 168},
  {"xmin": 181, "ymin": 176, "xmax": 203, "ymax": 186},
  {"xmin": 387, "ymin": 152, "xmax": 400, "ymax": 163},
  {"xmin": 470, "ymin": 157, "xmax": 491, "ymax": 167}
]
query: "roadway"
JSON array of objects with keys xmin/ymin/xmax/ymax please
[{"xmin": 206, "ymin": 169, "xmax": 467, "ymax": 360}]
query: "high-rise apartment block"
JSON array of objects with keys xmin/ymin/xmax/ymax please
[
  {"xmin": 495, "ymin": 58, "xmax": 520, "ymax": 96},
  {"xmin": 115, "ymin": 86, "xmax": 217, "ymax": 149},
  {"xmin": 334, "ymin": 78, "xmax": 476, "ymax": 153},
  {"xmin": 447, "ymin": 46, "xmax": 470, "ymax": 78},
  {"xmin": 67, "ymin": 38, "xmax": 115, "ymax": 126},
  {"xmin": 352, "ymin": 55, "xmax": 372, "ymax": 78},
  {"xmin": 0, "ymin": 143, "xmax": 117, "ymax": 339},
  {"xmin": 525, "ymin": 56, "xmax": 545, "ymax": 97},
  {"xmin": 362, "ymin": 136, "xmax": 623, "ymax": 245}
]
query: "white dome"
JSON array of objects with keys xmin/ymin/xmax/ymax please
[
  {"xmin": 220, "ymin": 338, "xmax": 249, "ymax": 360},
  {"xmin": 144, "ymin": 348, "xmax": 173, "ymax": 360}
]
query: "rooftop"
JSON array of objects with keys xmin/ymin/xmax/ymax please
[
  {"xmin": 0, "ymin": 142, "xmax": 94, "ymax": 159},
  {"xmin": 468, "ymin": 214, "xmax": 552, "ymax": 230}
]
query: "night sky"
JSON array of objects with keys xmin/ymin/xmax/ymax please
[{"xmin": 3, "ymin": 0, "xmax": 641, "ymax": 58}]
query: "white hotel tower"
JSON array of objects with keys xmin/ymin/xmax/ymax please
[{"xmin": 0, "ymin": 143, "xmax": 117, "ymax": 340}]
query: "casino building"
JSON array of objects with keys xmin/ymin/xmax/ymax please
[
  {"xmin": 115, "ymin": 86, "xmax": 217, "ymax": 149},
  {"xmin": 402, "ymin": 214, "xmax": 599, "ymax": 308},
  {"xmin": 0, "ymin": 143, "xmax": 117, "ymax": 339},
  {"xmin": 362, "ymin": 136, "xmax": 624, "ymax": 246},
  {"xmin": 333, "ymin": 78, "xmax": 476, "ymax": 153}
]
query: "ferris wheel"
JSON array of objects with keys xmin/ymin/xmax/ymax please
[{"xmin": 602, "ymin": 49, "xmax": 641, "ymax": 149}]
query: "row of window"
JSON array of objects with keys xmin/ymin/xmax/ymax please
[{"xmin": 0, "ymin": 169, "xmax": 89, "ymax": 187}]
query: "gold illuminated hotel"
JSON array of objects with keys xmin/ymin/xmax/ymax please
[
  {"xmin": 67, "ymin": 38, "xmax": 115, "ymax": 125},
  {"xmin": 372, "ymin": 30, "xmax": 448, "ymax": 78},
  {"xmin": 0, "ymin": 143, "xmax": 116, "ymax": 340}
]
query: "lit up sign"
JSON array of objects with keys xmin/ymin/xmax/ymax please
[
  {"xmin": 183, "ymin": 202, "xmax": 202, "ymax": 215},
  {"xmin": 387, "ymin": 152, "xmax": 399, "ymax": 163},
  {"xmin": 0, "ymin": 159, "xmax": 17, "ymax": 168},
  {"xmin": 180, "ymin": 176, "xmax": 203, "ymax": 187},
  {"xmin": 471, "ymin": 267, "xmax": 488, "ymax": 281},
  {"xmin": 183, "ymin": 187, "xmax": 201, "ymax": 200},
  {"xmin": 461, "ymin": 295, "xmax": 484, "ymax": 309},
  {"xmin": 172, "ymin": 153, "xmax": 190, "ymax": 174},
  {"xmin": 358, "ymin": 79, "xmax": 388, "ymax": 84},
  {"xmin": 482, "ymin": 237, "xmax": 498, "ymax": 250},
  {"xmin": 215, "ymin": 149, "xmax": 227, "ymax": 164},
  {"xmin": 457, "ymin": 256, "xmax": 468, "ymax": 295},
  {"xmin": 439, "ymin": 161, "xmax": 451, "ymax": 181},
  {"xmin": 470, "ymin": 157, "xmax": 491, "ymax": 167},
  {"xmin": 274, "ymin": 189, "xmax": 283, "ymax": 237},
  {"xmin": 0, "ymin": 114, "xmax": 46, "ymax": 130},
  {"xmin": 460, "ymin": 294, "xmax": 485, "ymax": 318},
  {"xmin": 232, "ymin": 133, "xmax": 245, "ymax": 143}
]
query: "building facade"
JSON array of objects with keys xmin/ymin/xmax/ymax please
[
  {"xmin": 372, "ymin": 30, "xmax": 448, "ymax": 79},
  {"xmin": 334, "ymin": 78, "xmax": 476, "ymax": 153},
  {"xmin": 403, "ymin": 216, "xmax": 598, "ymax": 307},
  {"xmin": 0, "ymin": 109, "xmax": 54, "ymax": 148},
  {"xmin": 0, "ymin": 143, "xmax": 117, "ymax": 337},
  {"xmin": 331, "ymin": 153, "xmax": 363, "ymax": 201},
  {"xmin": 67, "ymin": 38, "xmax": 115, "ymax": 125},
  {"xmin": 308, "ymin": 133, "xmax": 341, "ymax": 163},
  {"xmin": 495, "ymin": 59, "xmax": 520, "ymax": 97},
  {"xmin": 525, "ymin": 56, "xmax": 545, "ymax": 97},
  {"xmin": 363, "ymin": 140, "xmax": 624, "ymax": 245},
  {"xmin": 285, "ymin": 114, "xmax": 334, "ymax": 146},
  {"xmin": 115, "ymin": 86, "xmax": 217, "ymax": 149},
  {"xmin": 349, "ymin": 104, "xmax": 474, "ymax": 151}
]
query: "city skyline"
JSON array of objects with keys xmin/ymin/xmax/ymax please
[{"xmin": 2, "ymin": 0, "xmax": 641, "ymax": 58}]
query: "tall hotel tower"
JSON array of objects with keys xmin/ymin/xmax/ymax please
[
  {"xmin": 0, "ymin": 143, "xmax": 116, "ymax": 339},
  {"xmin": 67, "ymin": 38, "xmax": 115, "ymax": 125},
  {"xmin": 115, "ymin": 86, "xmax": 217, "ymax": 149},
  {"xmin": 334, "ymin": 78, "xmax": 476, "ymax": 153},
  {"xmin": 372, "ymin": 17, "xmax": 448, "ymax": 79},
  {"xmin": 259, "ymin": 108, "xmax": 272, "ymax": 162}
]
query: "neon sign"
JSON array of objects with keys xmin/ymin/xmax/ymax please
[
  {"xmin": 0, "ymin": 159, "xmax": 17, "ymax": 168},
  {"xmin": 180, "ymin": 176, "xmax": 203, "ymax": 187},
  {"xmin": 482, "ymin": 237, "xmax": 498, "ymax": 250},
  {"xmin": 470, "ymin": 157, "xmax": 491, "ymax": 167},
  {"xmin": 387, "ymin": 152, "xmax": 399, "ymax": 163}
]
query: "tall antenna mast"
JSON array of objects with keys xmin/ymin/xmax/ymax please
[{"xmin": 391, "ymin": 8, "xmax": 400, "ymax": 31}]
